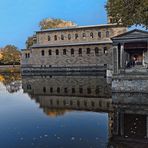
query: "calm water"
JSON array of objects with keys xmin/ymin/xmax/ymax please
[{"xmin": 0, "ymin": 73, "xmax": 148, "ymax": 148}]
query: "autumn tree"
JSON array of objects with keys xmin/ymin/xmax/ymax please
[
  {"xmin": 106, "ymin": 0, "xmax": 148, "ymax": 28},
  {"xmin": 26, "ymin": 36, "xmax": 34, "ymax": 49},
  {"xmin": 1, "ymin": 45, "xmax": 21, "ymax": 65},
  {"xmin": 26, "ymin": 18, "xmax": 76, "ymax": 48},
  {"xmin": 26, "ymin": 35, "xmax": 36, "ymax": 49},
  {"xmin": 39, "ymin": 18, "xmax": 77, "ymax": 30}
]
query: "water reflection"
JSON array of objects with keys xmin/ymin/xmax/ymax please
[
  {"xmin": 1, "ymin": 73, "xmax": 148, "ymax": 147},
  {"xmin": 21, "ymin": 75, "xmax": 113, "ymax": 148},
  {"xmin": 22, "ymin": 76, "xmax": 112, "ymax": 116},
  {"xmin": 0, "ymin": 73, "xmax": 21, "ymax": 93},
  {"xmin": 109, "ymin": 93, "xmax": 148, "ymax": 147}
]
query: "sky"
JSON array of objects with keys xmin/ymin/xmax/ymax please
[{"xmin": 0, "ymin": 0, "xmax": 108, "ymax": 49}]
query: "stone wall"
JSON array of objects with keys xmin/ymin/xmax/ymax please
[
  {"xmin": 112, "ymin": 77, "xmax": 148, "ymax": 93},
  {"xmin": 36, "ymin": 25, "xmax": 127, "ymax": 45},
  {"xmin": 22, "ymin": 44, "xmax": 112, "ymax": 67},
  {"xmin": 21, "ymin": 25, "xmax": 127, "ymax": 69}
]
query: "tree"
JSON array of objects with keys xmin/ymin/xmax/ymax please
[
  {"xmin": 26, "ymin": 36, "xmax": 36, "ymax": 49},
  {"xmin": 1, "ymin": 45, "xmax": 21, "ymax": 65},
  {"xmin": 39, "ymin": 18, "xmax": 77, "ymax": 30},
  {"xmin": 106, "ymin": 0, "xmax": 148, "ymax": 28}
]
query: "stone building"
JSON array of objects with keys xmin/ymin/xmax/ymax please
[
  {"xmin": 111, "ymin": 29, "xmax": 148, "ymax": 93},
  {"xmin": 21, "ymin": 24, "xmax": 127, "ymax": 75}
]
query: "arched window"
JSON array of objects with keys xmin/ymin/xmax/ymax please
[
  {"xmin": 90, "ymin": 32, "xmax": 93, "ymax": 38},
  {"xmin": 28, "ymin": 53, "xmax": 30, "ymax": 58},
  {"xmin": 72, "ymin": 88, "xmax": 75, "ymax": 93},
  {"xmin": 106, "ymin": 31, "xmax": 110, "ymax": 37},
  {"xmin": 77, "ymin": 100, "xmax": 80, "ymax": 106},
  {"xmin": 96, "ymin": 86, "xmax": 100, "ymax": 94},
  {"xmin": 57, "ymin": 100, "xmax": 59, "ymax": 105},
  {"xmin": 104, "ymin": 47, "xmax": 108, "ymax": 54},
  {"xmin": 70, "ymin": 100, "xmax": 73, "ymax": 105},
  {"xmin": 87, "ymin": 88, "xmax": 91, "ymax": 94},
  {"xmin": 27, "ymin": 84, "xmax": 31, "ymax": 90},
  {"xmin": 75, "ymin": 33, "xmax": 78, "ymax": 39},
  {"xmin": 91, "ymin": 101, "xmax": 95, "ymax": 107},
  {"xmin": 98, "ymin": 32, "xmax": 101, "ymax": 38},
  {"xmin": 48, "ymin": 35, "xmax": 50, "ymax": 41},
  {"xmin": 79, "ymin": 88, "xmax": 83, "ymax": 94},
  {"xmin": 25, "ymin": 53, "xmax": 28, "ymax": 58},
  {"xmin": 41, "ymin": 50, "xmax": 45, "ymax": 56},
  {"xmin": 54, "ymin": 35, "xmax": 57, "ymax": 40},
  {"xmin": 99, "ymin": 101, "xmax": 102, "ymax": 107},
  {"xmin": 50, "ymin": 100, "xmax": 53, "ymax": 105},
  {"xmin": 107, "ymin": 102, "xmax": 110, "ymax": 108},
  {"xmin": 50, "ymin": 87, "xmax": 53, "ymax": 93},
  {"xmin": 68, "ymin": 34, "xmax": 71, "ymax": 40},
  {"xmin": 61, "ymin": 35, "xmax": 64, "ymax": 40},
  {"xmin": 82, "ymin": 33, "xmax": 86, "ymax": 39},
  {"xmin": 71, "ymin": 48, "xmax": 74, "ymax": 55},
  {"xmin": 43, "ymin": 87, "xmax": 46, "ymax": 93},
  {"xmin": 48, "ymin": 49, "xmax": 52, "ymax": 55},
  {"xmin": 56, "ymin": 49, "xmax": 59, "ymax": 55},
  {"xmin": 95, "ymin": 47, "xmax": 99, "ymax": 54},
  {"xmin": 87, "ymin": 48, "xmax": 91, "ymax": 54},
  {"xmin": 79, "ymin": 48, "xmax": 82, "ymax": 55},
  {"xmin": 64, "ymin": 88, "xmax": 68, "ymax": 93},
  {"xmin": 63, "ymin": 49, "xmax": 66, "ymax": 55},
  {"xmin": 95, "ymin": 47, "xmax": 101, "ymax": 56},
  {"xmin": 63, "ymin": 100, "xmax": 66, "ymax": 105},
  {"xmin": 84, "ymin": 101, "xmax": 87, "ymax": 107},
  {"xmin": 57, "ymin": 87, "xmax": 60, "ymax": 93}
]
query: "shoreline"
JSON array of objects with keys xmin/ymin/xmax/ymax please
[{"xmin": 0, "ymin": 65, "xmax": 20, "ymax": 73}]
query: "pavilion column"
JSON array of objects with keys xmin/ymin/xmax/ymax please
[
  {"xmin": 113, "ymin": 46, "xmax": 119, "ymax": 74},
  {"xmin": 119, "ymin": 112, "xmax": 124, "ymax": 136},
  {"xmin": 146, "ymin": 116, "xmax": 148, "ymax": 138},
  {"xmin": 120, "ymin": 44, "xmax": 124, "ymax": 68}
]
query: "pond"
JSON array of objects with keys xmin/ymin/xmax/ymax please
[{"xmin": 0, "ymin": 73, "xmax": 148, "ymax": 148}]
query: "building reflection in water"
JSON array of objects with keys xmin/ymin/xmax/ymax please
[
  {"xmin": 22, "ymin": 76, "xmax": 112, "ymax": 115},
  {"xmin": 22, "ymin": 75, "xmax": 114, "ymax": 140},
  {"xmin": 22, "ymin": 75, "xmax": 148, "ymax": 147},
  {"xmin": 108, "ymin": 93, "xmax": 148, "ymax": 147}
]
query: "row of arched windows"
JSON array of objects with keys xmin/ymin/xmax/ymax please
[
  {"xmin": 47, "ymin": 31, "xmax": 110, "ymax": 41},
  {"xmin": 41, "ymin": 47, "xmax": 108, "ymax": 56},
  {"xmin": 25, "ymin": 53, "xmax": 30, "ymax": 58},
  {"xmin": 42, "ymin": 86, "xmax": 100, "ymax": 95},
  {"xmin": 49, "ymin": 99, "xmax": 96, "ymax": 107},
  {"xmin": 49, "ymin": 99, "xmax": 110, "ymax": 108}
]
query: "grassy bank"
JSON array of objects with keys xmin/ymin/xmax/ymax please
[{"xmin": 0, "ymin": 65, "xmax": 20, "ymax": 73}]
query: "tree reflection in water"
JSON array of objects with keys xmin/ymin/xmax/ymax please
[{"xmin": 0, "ymin": 73, "xmax": 21, "ymax": 93}]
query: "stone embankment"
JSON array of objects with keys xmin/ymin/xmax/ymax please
[{"xmin": 0, "ymin": 65, "xmax": 20, "ymax": 73}]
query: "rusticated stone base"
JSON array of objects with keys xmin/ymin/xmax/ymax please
[
  {"xmin": 21, "ymin": 65, "xmax": 107, "ymax": 76},
  {"xmin": 112, "ymin": 75, "xmax": 148, "ymax": 93}
]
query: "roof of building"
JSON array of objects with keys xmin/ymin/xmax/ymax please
[
  {"xmin": 31, "ymin": 40, "xmax": 112, "ymax": 48},
  {"xmin": 36, "ymin": 23, "xmax": 125, "ymax": 33},
  {"xmin": 112, "ymin": 29, "xmax": 148, "ymax": 41}
]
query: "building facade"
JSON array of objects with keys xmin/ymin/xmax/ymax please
[
  {"xmin": 111, "ymin": 29, "xmax": 148, "ymax": 93},
  {"xmin": 21, "ymin": 24, "xmax": 127, "ymax": 74}
]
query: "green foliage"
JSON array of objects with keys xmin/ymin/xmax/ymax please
[
  {"xmin": 106, "ymin": 0, "xmax": 148, "ymax": 28},
  {"xmin": 1, "ymin": 45, "xmax": 21, "ymax": 65},
  {"xmin": 26, "ymin": 36, "xmax": 34, "ymax": 49},
  {"xmin": 39, "ymin": 18, "xmax": 77, "ymax": 30}
]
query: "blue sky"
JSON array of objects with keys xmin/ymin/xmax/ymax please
[{"xmin": 0, "ymin": 0, "xmax": 108, "ymax": 49}]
